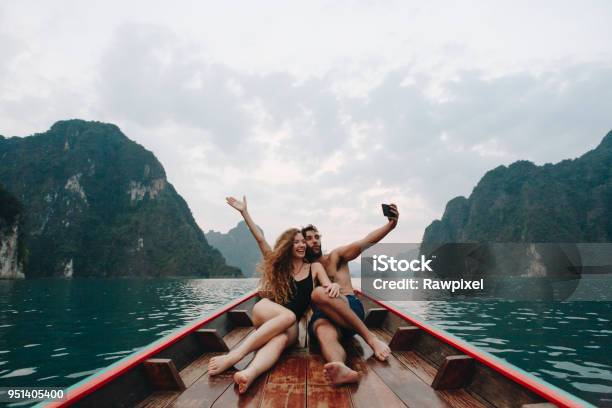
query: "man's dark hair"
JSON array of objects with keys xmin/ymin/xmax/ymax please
[
  {"xmin": 301, "ymin": 224, "xmax": 318, "ymax": 237},
  {"xmin": 302, "ymin": 224, "xmax": 321, "ymax": 262}
]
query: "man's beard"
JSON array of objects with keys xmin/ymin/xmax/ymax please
[{"xmin": 305, "ymin": 246, "xmax": 322, "ymax": 262}]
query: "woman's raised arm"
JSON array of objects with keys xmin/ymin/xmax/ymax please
[{"xmin": 226, "ymin": 195, "xmax": 271, "ymax": 256}]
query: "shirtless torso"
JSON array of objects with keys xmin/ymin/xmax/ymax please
[{"xmin": 317, "ymin": 253, "xmax": 354, "ymax": 296}]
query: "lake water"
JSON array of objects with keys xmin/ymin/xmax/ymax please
[{"xmin": 0, "ymin": 278, "xmax": 610, "ymax": 407}]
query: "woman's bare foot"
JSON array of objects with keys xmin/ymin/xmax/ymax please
[
  {"xmin": 323, "ymin": 362, "xmax": 360, "ymax": 385},
  {"xmin": 368, "ymin": 336, "xmax": 391, "ymax": 361},
  {"xmin": 208, "ymin": 352, "xmax": 241, "ymax": 375},
  {"xmin": 234, "ymin": 369, "xmax": 255, "ymax": 394}
]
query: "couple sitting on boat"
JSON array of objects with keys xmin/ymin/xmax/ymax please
[{"xmin": 208, "ymin": 196, "xmax": 399, "ymax": 393}]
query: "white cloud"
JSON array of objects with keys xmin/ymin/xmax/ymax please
[{"xmin": 1, "ymin": 1, "xmax": 611, "ymax": 250}]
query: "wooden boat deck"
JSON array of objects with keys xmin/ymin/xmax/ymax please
[
  {"xmin": 50, "ymin": 292, "xmax": 582, "ymax": 408},
  {"xmin": 136, "ymin": 325, "xmax": 492, "ymax": 408}
]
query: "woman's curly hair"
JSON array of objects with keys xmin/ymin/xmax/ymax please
[{"xmin": 257, "ymin": 228, "xmax": 302, "ymax": 304}]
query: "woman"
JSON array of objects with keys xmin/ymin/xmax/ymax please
[{"xmin": 208, "ymin": 197, "xmax": 339, "ymax": 394}]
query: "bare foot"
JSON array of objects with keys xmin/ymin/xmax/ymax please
[
  {"xmin": 208, "ymin": 352, "xmax": 240, "ymax": 375},
  {"xmin": 234, "ymin": 369, "xmax": 255, "ymax": 394},
  {"xmin": 369, "ymin": 337, "xmax": 391, "ymax": 361},
  {"xmin": 323, "ymin": 362, "xmax": 360, "ymax": 385}
]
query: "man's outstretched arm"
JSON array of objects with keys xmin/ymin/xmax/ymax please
[
  {"xmin": 331, "ymin": 203, "xmax": 399, "ymax": 262},
  {"xmin": 226, "ymin": 195, "xmax": 272, "ymax": 256}
]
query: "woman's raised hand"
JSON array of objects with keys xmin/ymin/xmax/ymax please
[{"xmin": 226, "ymin": 195, "xmax": 247, "ymax": 213}]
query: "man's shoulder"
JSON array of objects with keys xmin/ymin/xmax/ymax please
[
  {"xmin": 319, "ymin": 253, "xmax": 331, "ymax": 264},
  {"xmin": 324, "ymin": 251, "xmax": 349, "ymax": 269}
]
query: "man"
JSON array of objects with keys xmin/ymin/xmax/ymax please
[
  {"xmin": 225, "ymin": 196, "xmax": 398, "ymax": 385},
  {"xmin": 303, "ymin": 203, "xmax": 398, "ymax": 385}
]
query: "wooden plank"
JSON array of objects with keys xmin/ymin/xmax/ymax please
[
  {"xmin": 393, "ymin": 351, "xmax": 437, "ymax": 385},
  {"xmin": 260, "ymin": 384, "xmax": 306, "ymax": 408},
  {"xmin": 307, "ymin": 353, "xmax": 352, "ymax": 408},
  {"xmin": 366, "ymin": 353, "xmax": 451, "ymax": 408},
  {"xmin": 345, "ymin": 339, "xmax": 407, "ymax": 408},
  {"xmin": 393, "ymin": 351, "xmax": 489, "ymax": 407},
  {"xmin": 388, "ymin": 326, "xmax": 420, "ymax": 351},
  {"xmin": 432, "ymin": 355, "xmax": 475, "ymax": 390},
  {"xmin": 411, "ymin": 329, "xmax": 461, "ymax": 368},
  {"xmin": 73, "ymin": 364, "xmax": 154, "ymax": 408},
  {"xmin": 372, "ymin": 329, "xmax": 489, "ymax": 408},
  {"xmin": 228, "ymin": 309, "xmax": 253, "ymax": 327},
  {"xmin": 351, "ymin": 330, "xmax": 449, "ymax": 407},
  {"xmin": 438, "ymin": 389, "xmax": 490, "ymax": 408},
  {"xmin": 180, "ymin": 354, "xmax": 216, "ymax": 388},
  {"xmin": 267, "ymin": 352, "xmax": 307, "ymax": 384},
  {"xmin": 260, "ymin": 353, "xmax": 307, "ymax": 407},
  {"xmin": 195, "ymin": 329, "xmax": 230, "ymax": 352},
  {"xmin": 211, "ymin": 372, "xmax": 269, "ymax": 408},
  {"xmin": 154, "ymin": 333, "xmax": 205, "ymax": 372},
  {"xmin": 135, "ymin": 391, "xmax": 180, "ymax": 408},
  {"xmin": 363, "ymin": 308, "xmax": 388, "ymax": 327},
  {"xmin": 180, "ymin": 327, "xmax": 255, "ymax": 387},
  {"xmin": 167, "ymin": 371, "xmax": 235, "ymax": 407},
  {"xmin": 143, "ymin": 359, "xmax": 186, "ymax": 391},
  {"xmin": 308, "ymin": 385, "xmax": 353, "ymax": 408},
  {"xmin": 379, "ymin": 312, "xmax": 464, "ymax": 370},
  {"xmin": 165, "ymin": 327, "xmax": 257, "ymax": 407},
  {"xmin": 467, "ymin": 363, "xmax": 546, "ymax": 408}
]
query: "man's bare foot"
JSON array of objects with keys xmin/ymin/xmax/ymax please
[
  {"xmin": 233, "ymin": 369, "xmax": 255, "ymax": 394},
  {"xmin": 369, "ymin": 337, "xmax": 391, "ymax": 361},
  {"xmin": 208, "ymin": 352, "xmax": 240, "ymax": 375},
  {"xmin": 323, "ymin": 362, "xmax": 360, "ymax": 385}
]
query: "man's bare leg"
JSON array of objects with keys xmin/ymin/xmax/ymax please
[
  {"xmin": 314, "ymin": 318, "xmax": 346, "ymax": 363},
  {"xmin": 313, "ymin": 318, "xmax": 359, "ymax": 385},
  {"xmin": 311, "ymin": 287, "xmax": 390, "ymax": 361}
]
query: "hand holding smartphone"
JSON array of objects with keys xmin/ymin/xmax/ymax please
[
  {"xmin": 382, "ymin": 204, "xmax": 392, "ymax": 217},
  {"xmin": 382, "ymin": 203, "xmax": 395, "ymax": 218}
]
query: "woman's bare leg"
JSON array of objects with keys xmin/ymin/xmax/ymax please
[
  {"xmin": 234, "ymin": 324, "xmax": 298, "ymax": 393},
  {"xmin": 209, "ymin": 299, "xmax": 296, "ymax": 375}
]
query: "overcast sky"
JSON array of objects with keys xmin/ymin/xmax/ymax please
[{"xmin": 1, "ymin": 1, "xmax": 612, "ymax": 250}]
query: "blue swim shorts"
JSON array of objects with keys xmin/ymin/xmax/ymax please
[{"xmin": 308, "ymin": 294, "xmax": 365, "ymax": 340}]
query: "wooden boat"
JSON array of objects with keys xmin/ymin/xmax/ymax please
[{"xmin": 39, "ymin": 290, "xmax": 592, "ymax": 408}]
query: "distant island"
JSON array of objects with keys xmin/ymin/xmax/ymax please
[
  {"xmin": 420, "ymin": 130, "xmax": 612, "ymax": 285},
  {"xmin": 206, "ymin": 221, "xmax": 264, "ymax": 277},
  {"xmin": 0, "ymin": 120, "xmax": 242, "ymax": 279},
  {"xmin": 423, "ymin": 130, "xmax": 612, "ymax": 243}
]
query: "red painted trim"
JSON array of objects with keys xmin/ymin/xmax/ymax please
[
  {"xmin": 356, "ymin": 289, "xmax": 588, "ymax": 408},
  {"xmin": 44, "ymin": 290, "xmax": 258, "ymax": 408}
]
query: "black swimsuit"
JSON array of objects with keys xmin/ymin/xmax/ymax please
[{"xmin": 282, "ymin": 264, "xmax": 313, "ymax": 320}]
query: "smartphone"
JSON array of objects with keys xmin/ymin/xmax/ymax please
[{"xmin": 382, "ymin": 204, "xmax": 394, "ymax": 217}]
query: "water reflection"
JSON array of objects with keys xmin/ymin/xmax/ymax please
[
  {"xmin": 0, "ymin": 278, "xmax": 258, "ymax": 395},
  {"xmin": 391, "ymin": 299, "xmax": 612, "ymax": 405}
]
